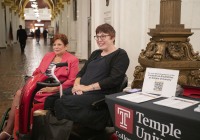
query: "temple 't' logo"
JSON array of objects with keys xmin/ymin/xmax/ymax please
[{"xmin": 115, "ymin": 104, "xmax": 133, "ymax": 134}]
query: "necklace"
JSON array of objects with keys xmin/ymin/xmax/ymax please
[{"xmin": 53, "ymin": 56, "xmax": 62, "ymax": 63}]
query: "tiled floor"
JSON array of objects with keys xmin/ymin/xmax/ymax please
[{"xmin": 0, "ymin": 38, "xmax": 83, "ymax": 118}]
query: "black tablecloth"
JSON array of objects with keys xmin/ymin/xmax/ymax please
[{"xmin": 105, "ymin": 92, "xmax": 200, "ymax": 140}]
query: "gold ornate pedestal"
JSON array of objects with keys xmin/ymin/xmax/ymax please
[{"xmin": 132, "ymin": 0, "xmax": 200, "ymax": 88}]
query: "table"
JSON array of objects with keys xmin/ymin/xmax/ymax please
[{"xmin": 105, "ymin": 92, "xmax": 200, "ymax": 140}]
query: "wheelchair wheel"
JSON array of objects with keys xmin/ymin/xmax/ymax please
[{"xmin": 0, "ymin": 108, "xmax": 11, "ymax": 132}]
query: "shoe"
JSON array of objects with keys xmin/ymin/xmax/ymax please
[{"xmin": 0, "ymin": 131, "xmax": 12, "ymax": 140}]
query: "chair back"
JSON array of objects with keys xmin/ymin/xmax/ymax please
[
  {"xmin": 118, "ymin": 75, "xmax": 128, "ymax": 92},
  {"xmin": 91, "ymin": 75, "xmax": 128, "ymax": 109}
]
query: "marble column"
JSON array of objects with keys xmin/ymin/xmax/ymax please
[
  {"xmin": 61, "ymin": 2, "xmax": 68, "ymax": 36},
  {"xmin": 0, "ymin": 1, "xmax": 6, "ymax": 48},
  {"xmin": 66, "ymin": 0, "xmax": 77, "ymax": 53},
  {"xmin": 5, "ymin": 5, "xmax": 11, "ymax": 46},
  {"xmin": 11, "ymin": 10, "xmax": 18, "ymax": 43},
  {"xmin": 75, "ymin": 0, "xmax": 90, "ymax": 59}
]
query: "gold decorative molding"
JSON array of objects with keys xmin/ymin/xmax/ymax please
[
  {"xmin": 63, "ymin": 0, "xmax": 71, "ymax": 4},
  {"xmin": 139, "ymin": 39, "xmax": 200, "ymax": 63},
  {"xmin": 11, "ymin": 5, "xmax": 18, "ymax": 11},
  {"xmin": 15, "ymin": 8, "xmax": 20, "ymax": 15},
  {"xmin": 51, "ymin": 12, "xmax": 56, "ymax": 20},
  {"xmin": 2, "ymin": 1, "xmax": 12, "ymax": 7},
  {"xmin": 54, "ymin": 7, "xmax": 60, "ymax": 15},
  {"xmin": 3, "ymin": 0, "xmax": 12, "ymax": 6},
  {"xmin": 22, "ymin": 16, "xmax": 25, "ymax": 20},
  {"xmin": 57, "ymin": 2, "xmax": 64, "ymax": 10},
  {"xmin": 19, "ymin": 11, "xmax": 24, "ymax": 17},
  {"xmin": 18, "ymin": 8, "xmax": 24, "ymax": 19}
]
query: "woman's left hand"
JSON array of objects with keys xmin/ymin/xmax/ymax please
[
  {"xmin": 38, "ymin": 87, "xmax": 58, "ymax": 93},
  {"xmin": 72, "ymin": 84, "xmax": 91, "ymax": 95},
  {"xmin": 76, "ymin": 85, "xmax": 91, "ymax": 92}
]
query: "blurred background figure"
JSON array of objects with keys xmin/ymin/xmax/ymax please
[
  {"xmin": 31, "ymin": 31, "xmax": 34, "ymax": 38},
  {"xmin": 35, "ymin": 27, "xmax": 41, "ymax": 43},
  {"xmin": 43, "ymin": 28, "xmax": 48, "ymax": 42},
  {"xmin": 17, "ymin": 25, "xmax": 27, "ymax": 53}
]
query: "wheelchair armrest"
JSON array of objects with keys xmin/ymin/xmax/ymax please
[
  {"xmin": 91, "ymin": 98, "xmax": 107, "ymax": 110},
  {"xmin": 37, "ymin": 82, "xmax": 60, "ymax": 87}
]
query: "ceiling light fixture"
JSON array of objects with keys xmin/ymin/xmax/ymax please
[
  {"xmin": 33, "ymin": 8, "xmax": 39, "ymax": 12},
  {"xmin": 31, "ymin": 2, "xmax": 38, "ymax": 8},
  {"xmin": 31, "ymin": 5, "xmax": 38, "ymax": 8}
]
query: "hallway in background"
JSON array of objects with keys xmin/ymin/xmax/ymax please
[{"xmin": 0, "ymin": 38, "xmax": 53, "ymax": 117}]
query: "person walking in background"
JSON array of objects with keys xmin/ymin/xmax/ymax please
[
  {"xmin": 17, "ymin": 25, "xmax": 27, "ymax": 53},
  {"xmin": 31, "ymin": 31, "xmax": 34, "ymax": 38},
  {"xmin": 35, "ymin": 27, "xmax": 41, "ymax": 43},
  {"xmin": 43, "ymin": 28, "xmax": 48, "ymax": 42}
]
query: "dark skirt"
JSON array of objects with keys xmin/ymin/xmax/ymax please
[{"xmin": 44, "ymin": 87, "xmax": 110, "ymax": 130}]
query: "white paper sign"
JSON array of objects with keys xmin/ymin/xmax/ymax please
[
  {"xmin": 153, "ymin": 97, "xmax": 199, "ymax": 110},
  {"xmin": 142, "ymin": 68, "xmax": 179, "ymax": 97},
  {"xmin": 117, "ymin": 92, "xmax": 161, "ymax": 103}
]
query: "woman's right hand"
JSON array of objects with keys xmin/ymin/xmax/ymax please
[
  {"xmin": 72, "ymin": 85, "xmax": 83, "ymax": 95},
  {"xmin": 72, "ymin": 85, "xmax": 79, "ymax": 93}
]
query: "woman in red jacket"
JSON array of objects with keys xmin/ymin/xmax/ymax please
[{"xmin": 0, "ymin": 34, "xmax": 79, "ymax": 140}]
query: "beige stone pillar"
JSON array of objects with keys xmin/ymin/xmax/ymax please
[
  {"xmin": 160, "ymin": 0, "xmax": 181, "ymax": 25},
  {"xmin": 0, "ymin": 0, "xmax": 6, "ymax": 48}
]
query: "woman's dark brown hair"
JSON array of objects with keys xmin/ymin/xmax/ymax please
[
  {"xmin": 53, "ymin": 34, "xmax": 69, "ymax": 45},
  {"xmin": 95, "ymin": 23, "xmax": 116, "ymax": 39}
]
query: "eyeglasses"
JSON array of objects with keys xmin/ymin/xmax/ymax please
[{"xmin": 94, "ymin": 35, "xmax": 110, "ymax": 40}]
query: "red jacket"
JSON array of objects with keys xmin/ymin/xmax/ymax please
[{"xmin": 34, "ymin": 51, "xmax": 79, "ymax": 102}]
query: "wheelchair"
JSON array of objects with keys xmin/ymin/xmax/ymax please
[{"xmin": 0, "ymin": 62, "xmax": 68, "ymax": 140}]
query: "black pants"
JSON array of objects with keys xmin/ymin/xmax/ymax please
[
  {"xmin": 36, "ymin": 36, "xmax": 40, "ymax": 42},
  {"xmin": 19, "ymin": 41, "xmax": 26, "ymax": 53},
  {"xmin": 44, "ymin": 36, "xmax": 47, "ymax": 41},
  {"xmin": 44, "ymin": 88, "xmax": 109, "ymax": 130}
]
